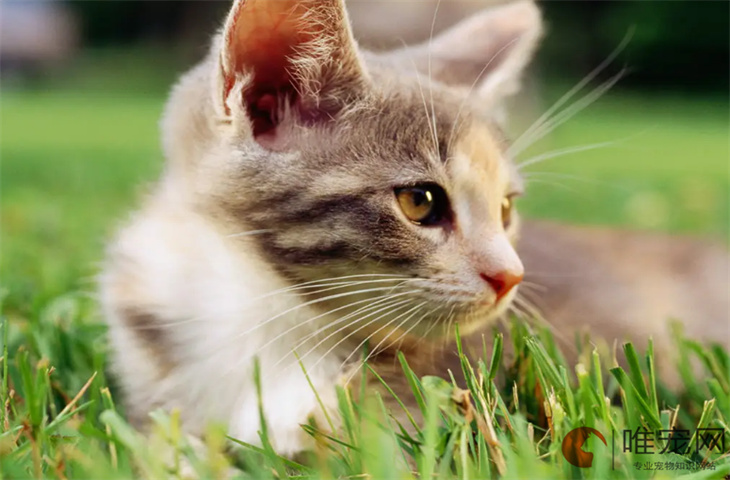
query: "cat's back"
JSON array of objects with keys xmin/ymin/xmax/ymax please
[{"xmin": 518, "ymin": 219, "xmax": 729, "ymax": 349}]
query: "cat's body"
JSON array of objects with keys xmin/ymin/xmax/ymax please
[
  {"xmin": 519, "ymin": 220, "xmax": 728, "ymax": 349},
  {"xmin": 101, "ymin": 0, "xmax": 728, "ymax": 456}
]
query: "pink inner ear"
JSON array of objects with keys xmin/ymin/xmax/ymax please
[
  {"xmin": 243, "ymin": 77, "xmax": 297, "ymax": 138},
  {"xmin": 223, "ymin": 1, "xmax": 312, "ymax": 138}
]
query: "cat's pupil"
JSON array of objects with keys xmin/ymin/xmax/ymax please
[{"xmin": 413, "ymin": 190, "xmax": 430, "ymax": 206}]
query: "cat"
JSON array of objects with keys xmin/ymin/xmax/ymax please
[{"xmin": 100, "ymin": 0, "xmax": 728, "ymax": 457}]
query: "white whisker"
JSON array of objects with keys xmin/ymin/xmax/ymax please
[
  {"xmin": 421, "ymin": 311, "xmax": 444, "ymax": 339},
  {"xmin": 383, "ymin": 307, "xmax": 429, "ymax": 353},
  {"xmin": 256, "ymin": 290, "xmax": 416, "ymax": 358},
  {"xmin": 522, "ymin": 176, "xmax": 580, "ymax": 194},
  {"xmin": 277, "ymin": 296, "xmax": 417, "ymax": 373},
  {"xmin": 223, "ymin": 295, "xmax": 418, "ymax": 383},
  {"xmin": 444, "ymin": 301, "xmax": 458, "ymax": 339},
  {"xmin": 341, "ymin": 302, "xmax": 428, "ymax": 384},
  {"xmin": 226, "ymin": 229, "xmax": 271, "ymax": 238},
  {"xmin": 519, "ymin": 280, "xmax": 547, "ymax": 292},
  {"xmin": 281, "ymin": 277, "xmax": 419, "ymax": 300},
  {"xmin": 427, "ymin": 0, "xmax": 443, "ymax": 158},
  {"xmin": 235, "ymin": 283, "xmax": 421, "ymax": 339},
  {"xmin": 400, "ymin": 38, "xmax": 439, "ymax": 159},
  {"xmin": 522, "ymin": 171, "xmax": 622, "ymax": 190},
  {"xmin": 507, "ymin": 28, "xmax": 633, "ymax": 157},
  {"xmin": 448, "ymin": 35, "xmax": 523, "ymax": 148},
  {"xmin": 306, "ymin": 300, "xmax": 427, "ymax": 374},
  {"xmin": 125, "ymin": 276, "xmax": 415, "ymax": 331},
  {"xmin": 513, "ymin": 294, "xmax": 576, "ymax": 354},
  {"xmin": 234, "ymin": 273, "xmax": 415, "ymax": 308},
  {"xmin": 517, "ymin": 140, "xmax": 617, "ymax": 170},
  {"xmin": 510, "ymin": 68, "xmax": 626, "ymax": 157}
]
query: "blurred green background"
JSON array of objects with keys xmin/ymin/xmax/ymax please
[{"xmin": 2, "ymin": 0, "xmax": 728, "ymax": 318}]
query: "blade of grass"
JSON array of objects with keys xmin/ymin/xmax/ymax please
[
  {"xmin": 623, "ymin": 342, "xmax": 649, "ymax": 400},
  {"xmin": 645, "ymin": 339, "xmax": 659, "ymax": 415},
  {"xmin": 2, "ymin": 314, "xmax": 8, "ymax": 430},
  {"xmin": 253, "ymin": 358, "xmax": 289, "ymax": 479},
  {"xmin": 47, "ymin": 371, "xmax": 96, "ymax": 431},
  {"xmin": 365, "ymin": 364, "xmax": 421, "ymax": 434},
  {"xmin": 609, "ymin": 367, "xmax": 662, "ymax": 432},
  {"xmin": 294, "ymin": 351, "xmax": 336, "ymax": 435},
  {"xmin": 227, "ymin": 436, "xmax": 313, "ymax": 472},
  {"xmin": 686, "ymin": 340, "xmax": 730, "ymax": 393},
  {"xmin": 398, "ymin": 352, "xmax": 427, "ymax": 417},
  {"xmin": 685, "ymin": 399, "xmax": 716, "ymax": 458},
  {"xmin": 488, "ymin": 333, "xmax": 503, "ymax": 383}
]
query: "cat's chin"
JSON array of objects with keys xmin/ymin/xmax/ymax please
[
  {"xmin": 451, "ymin": 313, "xmax": 501, "ymax": 338},
  {"xmin": 448, "ymin": 291, "xmax": 518, "ymax": 338},
  {"xmin": 390, "ymin": 294, "xmax": 515, "ymax": 345}
]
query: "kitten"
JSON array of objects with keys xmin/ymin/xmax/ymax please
[
  {"xmin": 100, "ymin": 0, "xmax": 728, "ymax": 457},
  {"xmin": 100, "ymin": 0, "xmax": 540, "ymax": 455}
]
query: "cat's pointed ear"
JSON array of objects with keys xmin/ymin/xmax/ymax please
[
  {"xmin": 392, "ymin": 1, "xmax": 542, "ymax": 107},
  {"xmin": 216, "ymin": 0, "xmax": 368, "ymax": 145}
]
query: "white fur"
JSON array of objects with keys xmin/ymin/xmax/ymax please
[{"xmin": 102, "ymin": 184, "xmax": 344, "ymax": 455}]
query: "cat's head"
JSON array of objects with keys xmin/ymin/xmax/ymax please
[{"xmin": 165, "ymin": 0, "xmax": 542, "ymax": 340}]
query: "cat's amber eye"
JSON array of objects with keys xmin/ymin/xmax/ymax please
[
  {"xmin": 501, "ymin": 196, "xmax": 514, "ymax": 229},
  {"xmin": 395, "ymin": 184, "xmax": 450, "ymax": 226}
]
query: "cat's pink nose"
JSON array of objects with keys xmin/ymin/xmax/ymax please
[{"xmin": 480, "ymin": 271, "xmax": 523, "ymax": 302}]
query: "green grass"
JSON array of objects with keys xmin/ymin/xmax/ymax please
[
  {"xmin": 1, "ymin": 51, "xmax": 728, "ymax": 478},
  {"xmin": 514, "ymin": 88, "xmax": 729, "ymax": 234},
  {"xmin": 2, "ymin": 317, "xmax": 728, "ymax": 479}
]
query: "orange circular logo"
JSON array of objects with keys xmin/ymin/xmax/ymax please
[{"xmin": 561, "ymin": 427, "xmax": 607, "ymax": 468}]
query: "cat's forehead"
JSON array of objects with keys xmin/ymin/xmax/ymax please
[
  {"xmin": 450, "ymin": 118, "xmax": 519, "ymax": 191},
  {"xmin": 334, "ymin": 80, "xmax": 514, "ymax": 187}
]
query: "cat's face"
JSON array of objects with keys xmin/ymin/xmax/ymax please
[{"xmin": 186, "ymin": 0, "xmax": 541, "ymax": 340}]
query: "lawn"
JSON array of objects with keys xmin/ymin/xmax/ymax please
[{"xmin": 1, "ymin": 51, "xmax": 728, "ymax": 479}]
